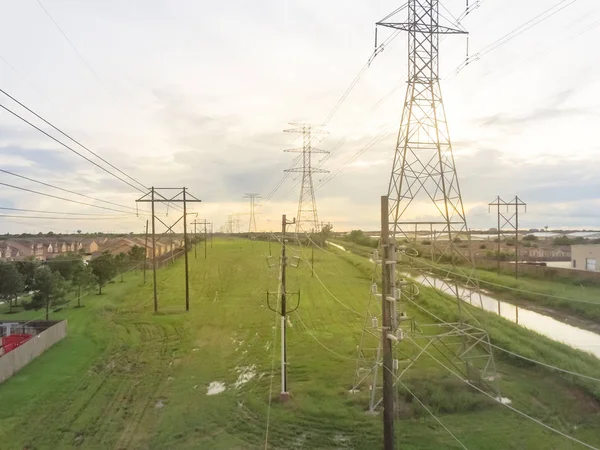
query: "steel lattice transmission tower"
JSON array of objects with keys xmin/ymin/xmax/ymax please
[
  {"xmin": 352, "ymin": 2, "xmax": 501, "ymax": 422},
  {"xmin": 244, "ymin": 193, "xmax": 261, "ymax": 232},
  {"xmin": 383, "ymin": 1, "xmax": 469, "ymax": 255},
  {"xmin": 284, "ymin": 123, "xmax": 329, "ymax": 234}
]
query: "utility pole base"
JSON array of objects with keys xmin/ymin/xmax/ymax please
[{"xmin": 279, "ymin": 391, "xmax": 290, "ymax": 402}]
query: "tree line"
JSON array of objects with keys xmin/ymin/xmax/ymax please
[{"xmin": 0, "ymin": 245, "xmax": 146, "ymax": 319}]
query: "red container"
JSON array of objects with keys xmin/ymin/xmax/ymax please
[{"xmin": 1, "ymin": 334, "xmax": 32, "ymax": 354}]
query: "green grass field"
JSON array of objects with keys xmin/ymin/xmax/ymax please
[{"xmin": 1, "ymin": 238, "xmax": 599, "ymax": 449}]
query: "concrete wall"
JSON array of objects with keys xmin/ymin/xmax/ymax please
[
  {"xmin": 571, "ymin": 245, "xmax": 600, "ymax": 271},
  {"xmin": 0, "ymin": 320, "xmax": 67, "ymax": 384}
]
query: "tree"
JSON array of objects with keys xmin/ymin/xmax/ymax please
[
  {"xmin": 31, "ymin": 266, "xmax": 67, "ymax": 320},
  {"xmin": 0, "ymin": 263, "xmax": 25, "ymax": 313},
  {"xmin": 15, "ymin": 258, "xmax": 38, "ymax": 290},
  {"xmin": 114, "ymin": 252, "xmax": 130, "ymax": 282},
  {"xmin": 523, "ymin": 235, "xmax": 537, "ymax": 241},
  {"xmin": 77, "ymin": 230, "xmax": 82, "ymax": 234},
  {"xmin": 128, "ymin": 245, "xmax": 145, "ymax": 263},
  {"xmin": 89, "ymin": 253, "xmax": 116, "ymax": 294},
  {"xmin": 48, "ymin": 254, "xmax": 83, "ymax": 280},
  {"xmin": 71, "ymin": 264, "xmax": 97, "ymax": 308}
]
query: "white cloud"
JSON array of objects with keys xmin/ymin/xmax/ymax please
[{"xmin": 0, "ymin": 0, "xmax": 598, "ymax": 233}]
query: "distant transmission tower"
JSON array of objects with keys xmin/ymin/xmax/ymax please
[
  {"xmin": 244, "ymin": 193, "xmax": 261, "ymax": 232},
  {"xmin": 353, "ymin": 2, "xmax": 500, "ymax": 435},
  {"xmin": 284, "ymin": 123, "xmax": 329, "ymax": 234}
]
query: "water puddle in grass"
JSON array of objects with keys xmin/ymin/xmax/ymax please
[
  {"xmin": 326, "ymin": 241, "xmax": 348, "ymax": 252},
  {"xmin": 408, "ymin": 273, "xmax": 600, "ymax": 359},
  {"xmin": 496, "ymin": 397, "xmax": 512, "ymax": 405},
  {"xmin": 234, "ymin": 365, "xmax": 256, "ymax": 388},
  {"xmin": 206, "ymin": 381, "xmax": 226, "ymax": 395}
]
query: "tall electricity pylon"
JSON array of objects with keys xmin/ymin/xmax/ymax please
[
  {"xmin": 243, "ymin": 193, "xmax": 261, "ymax": 233},
  {"xmin": 284, "ymin": 123, "xmax": 329, "ymax": 234},
  {"xmin": 383, "ymin": 1, "xmax": 469, "ymax": 255},
  {"xmin": 353, "ymin": 3, "xmax": 500, "ymax": 434}
]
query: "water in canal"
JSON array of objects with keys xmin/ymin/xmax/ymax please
[{"xmin": 410, "ymin": 273, "xmax": 600, "ymax": 359}]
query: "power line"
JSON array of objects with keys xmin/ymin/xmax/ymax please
[
  {"xmin": 0, "ymin": 168, "xmax": 143, "ymax": 213},
  {"xmin": 488, "ymin": 342, "xmax": 600, "ymax": 383},
  {"xmin": 263, "ymin": 309, "xmax": 280, "ymax": 450},
  {"xmin": 0, "ymin": 181, "xmax": 148, "ymax": 215},
  {"xmin": 0, "ymin": 206, "xmax": 136, "ymax": 216},
  {"xmin": 0, "ymin": 88, "xmax": 147, "ymax": 192},
  {"xmin": 401, "ymin": 288, "xmax": 600, "ymax": 383},
  {"xmin": 412, "ymin": 255, "xmax": 600, "ymax": 305},
  {"xmin": 453, "ymin": 0, "xmax": 578, "ymax": 75},
  {"xmin": 264, "ymin": 22, "xmax": 404, "ymax": 203},
  {"xmin": 33, "ymin": 0, "xmax": 107, "ymax": 89},
  {"xmin": 0, "ymin": 100, "xmax": 144, "ymax": 193},
  {"xmin": 0, "ymin": 214, "xmax": 138, "ymax": 220},
  {"xmin": 406, "ymin": 335, "xmax": 600, "ymax": 450},
  {"xmin": 396, "ymin": 379, "xmax": 469, "ymax": 450},
  {"xmin": 294, "ymin": 311, "xmax": 355, "ymax": 361}
]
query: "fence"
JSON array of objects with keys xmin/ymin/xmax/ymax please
[{"xmin": 0, "ymin": 320, "xmax": 67, "ymax": 384}]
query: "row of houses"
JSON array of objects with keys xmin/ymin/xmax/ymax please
[
  {"xmin": 0, "ymin": 236, "xmax": 184, "ymax": 261},
  {"xmin": 98, "ymin": 237, "xmax": 184, "ymax": 259},
  {"xmin": 0, "ymin": 238, "xmax": 98, "ymax": 261}
]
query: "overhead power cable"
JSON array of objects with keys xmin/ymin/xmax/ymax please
[
  {"xmin": 488, "ymin": 342, "xmax": 600, "ymax": 383},
  {"xmin": 411, "ymin": 256, "xmax": 600, "ymax": 305},
  {"xmin": 33, "ymin": 0, "xmax": 108, "ymax": 91},
  {"xmin": 407, "ymin": 336, "xmax": 600, "ymax": 450},
  {"xmin": 0, "ymin": 169, "xmax": 143, "ymax": 213},
  {"xmin": 402, "ymin": 290, "xmax": 600, "ymax": 384},
  {"xmin": 264, "ymin": 14, "xmax": 405, "ymax": 202},
  {"xmin": 0, "ymin": 214, "xmax": 139, "ymax": 220},
  {"xmin": 0, "ymin": 91, "xmax": 146, "ymax": 193},
  {"xmin": 453, "ymin": 0, "xmax": 578, "ymax": 75},
  {"xmin": 396, "ymin": 379, "xmax": 469, "ymax": 449},
  {"xmin": 294, "ymin": 311, "xmax": 355, "ymax": 361},
  {"xmin": 0, "ymin": 206, "xmax": 137, "ymax": 216},
  {"xmin": 0, "ymin": 181, "xmax": 148, "ymax": 215}
]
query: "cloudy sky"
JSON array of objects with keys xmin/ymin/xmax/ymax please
[{"xmin": 0, "ymin": 0, "xmax": 599, "ymax": 234}]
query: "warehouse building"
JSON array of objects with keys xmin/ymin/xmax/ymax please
[{"xmin": 571, "ymin": 244, "xmax": 600, "ymax": 271}]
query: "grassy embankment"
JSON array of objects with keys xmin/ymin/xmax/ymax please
[
  {"xmin": 0, "ymin": 238, "xmax": 599, "ymax": 449},
  {"xmin": 332, "ymin": 238, "xmax": 600, "ymax": 323}
]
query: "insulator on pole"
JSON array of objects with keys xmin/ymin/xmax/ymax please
[{"xmin": 371, "ymin": 283, "xmax": 378, "ymax": 295}]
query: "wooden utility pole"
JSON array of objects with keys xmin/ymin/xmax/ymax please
[
  {"xmin": 193, "ymin": 219, "xmax": 211, "ymax": 259},
  {"xmin": 137, "ymin": 187, "xmax": 202, "ymax": 313},
  {"xmin": 489, "ymin": 196, "xmax": 527, "ymax": 279},
  {"xmin": 151, "ymin": 187, "xmax": 157, "ymax": 312},
  {"xmin": 279, "ymin": 214, "xmax": 295, "ymax": 401},
  {"xmin": 381, "ymin": 196, "xmax": 395, "ymax": 450},
  {"xmin": 194, "ymin": 220, "xmax": 198, "ymax": 259},
  {"xmin": 143, "ymin": 219, "xmax": 149, "ymax": 284},
  {"xmin": 266, "ymin": 215, "xmax": 298, "ymax": 402},
  {"xmin": 183, "ymin": 188, "xmax": 190, "ymax": 311},
  {"xmin": 311, "ymin": 244, "xmax": 314, "ymax": 277},
  {"xmin": 204, "ymin": 220, "xmax": 208, "ymax": 259}
]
